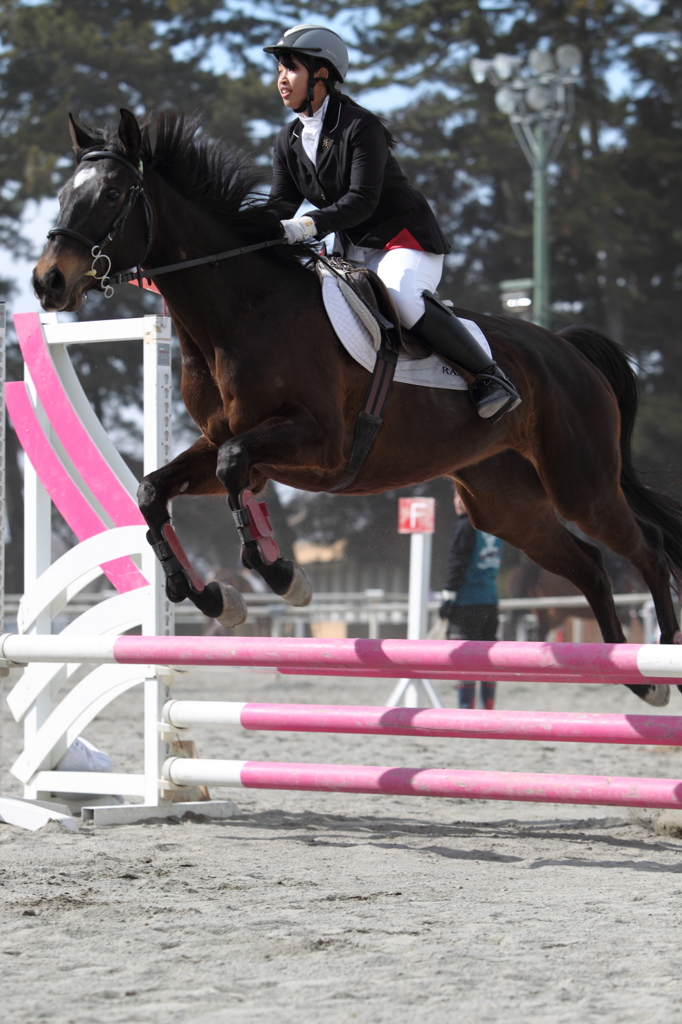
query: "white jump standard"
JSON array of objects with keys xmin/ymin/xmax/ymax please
[{"xmin": 2, "ymin": 311, "xmax": 237, "ymax": 824}]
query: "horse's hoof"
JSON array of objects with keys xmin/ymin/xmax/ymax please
[
  {"xmin": 642, "ymin": 684, "xmax": 671, "ymax": 708},
  {"xmin": 283, "ymin": 564, "xmax": 313, "ymax": 607},
  {"xmin": 214, "ymin": 583, "xmax": 248, "ymax": 628}
]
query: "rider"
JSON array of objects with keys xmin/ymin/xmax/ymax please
[{"xmin": 264, "ymin": 24, "xmax": 521, "ymax": 422}]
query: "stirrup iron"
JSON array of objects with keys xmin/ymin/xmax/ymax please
[{"xmin": 471, "ymin": 365, "xmax": 522, "ymax": 424}]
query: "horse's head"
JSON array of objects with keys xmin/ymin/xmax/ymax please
[{"xmin": 33, "ymin": 109, "xmax": 151, "ymax": 311}]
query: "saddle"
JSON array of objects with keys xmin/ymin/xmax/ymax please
[{"xmin": 316, "ymin": 254, "xmax": 432, "ymax": 360}]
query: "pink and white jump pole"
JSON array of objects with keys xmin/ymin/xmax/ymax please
[
  {"xmin": 160, "ymin": 698, "xmax": 682, "ymax": 812},
  {"xmin": 3, "ymin": 629, "xmax": 682, "ymax": 814},
  {"xmin": 163, "ymin": 758, "xmax": 682, "ymax": 811},
  {"xmin": 159, "ymin": 699, "xmax": 682, "ymax": 809},
  {"xmin": 162, "ymin": 701, "xmax": 682, "ymax": 746},
  {"xmin": 2, "ymin": 635, "xmax": 681, "ymax": 685}
]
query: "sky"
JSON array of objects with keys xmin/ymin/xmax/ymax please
[{"xmin": 3, "ymin": 199, "xmax": 59, "ymax": 313}]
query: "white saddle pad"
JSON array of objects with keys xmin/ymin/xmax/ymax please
[{"xmin": 317, "ymin": 264, "xmax": 491, "ymax": 391}]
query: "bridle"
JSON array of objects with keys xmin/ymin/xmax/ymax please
[
  {"xmin": 47, "ymin": 149, "xmax": 153, "ymax": 298},
  {"xmin": 46, "ymin": 147, "xmax": 289, "ymax": 298}
]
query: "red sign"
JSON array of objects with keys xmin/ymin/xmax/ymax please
[{"xmin": 398, "ymin": 497, "xmax": 436, "ymax": 534}]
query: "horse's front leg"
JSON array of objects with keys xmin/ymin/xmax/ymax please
[
  {"xmin": 216, "ymin": 407, "xmax": 334, "ymax": 605},
  {"xmin": 137, "ymin": 434, "xmax": 248, "ymax": 627}
]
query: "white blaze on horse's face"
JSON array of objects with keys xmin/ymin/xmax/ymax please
[{"xmin": 73, "ymin": 165, "xmax": 98, "ymax": 189}]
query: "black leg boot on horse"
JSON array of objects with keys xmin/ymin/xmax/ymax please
[
  {"xmin": 413, "ymin": 292, "xmax": 521, "ymax": 423},
  {"xmin": 216, "ymin": 438, "xmax": 312, "ymax": 608},
  {"xmin": 144, "ymin": 519, "xmax": 249, "ymax": 628},
  {"xmin": 229, "ymin": 490, "xmax": 312, "ymax": 606},
  {"xmin": 137, "ymin": 460, "xmax": 249, "ymax": 630}
]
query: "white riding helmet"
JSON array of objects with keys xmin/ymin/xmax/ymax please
[{"xmin": 263, "ymin": 24, "xmax": 349, "ymax": 82}]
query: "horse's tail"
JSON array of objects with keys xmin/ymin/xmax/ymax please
[{"xmin": 558, "ymin": 324, "xmax": 682, "ymax": 588}]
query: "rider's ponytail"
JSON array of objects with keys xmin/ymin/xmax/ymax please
[{"xmin": 320, "ymin": 69, "xmax": 396, "ymax": 149}]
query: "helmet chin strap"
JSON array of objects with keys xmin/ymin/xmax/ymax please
[{"xmin": 293, "ymin": 57, "xmax": 325, "ymax": 116}]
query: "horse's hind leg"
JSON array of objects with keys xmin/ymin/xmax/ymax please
[
  {"xmin": 633, "ymin": 515, "xmax": 682, "ymax": 645},
  {"xmin": 562, "ymin": 505, "xmax": 677, "ymax": 703},
  {"xmin": 455, "ymin": 452, "xmax": 670, "ymax": 706},
  {"xmin": 563, "ymin": 498, "xmax": 681, "ymax": 656},
  {"xmin": 581, "ymin": 510, "xmax": 680, "ymax": 644},
  {"xmin": 533, "ymin": 418, "xmax": 681, "ymax": 644},
  {"xmin": 138, "ymin": 435, "xmax": 248, "ymax": 627},
  {"xmin": 455, "ymin": 454, "xmax": 626, "ymax": 642}
]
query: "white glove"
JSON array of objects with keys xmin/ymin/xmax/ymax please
[{"xmin": 280, "ymin": 216, "xmax": 317, "ymax": 244}]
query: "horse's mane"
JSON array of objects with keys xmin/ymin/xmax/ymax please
[{"xmin": 88, "ymin": 109, "xmax": 305, "ymax": 264}]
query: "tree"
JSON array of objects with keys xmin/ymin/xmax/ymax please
[
  {"xmin": 305, "ymin": 0, "xmax": 682, "ymax": 501},
  {"xmin": 0, "ymin": 0, "xmax": 290, "ymax": 590},
  {"xmin": 4, "ymin": 0, "xmax": 682, "ymax": 602},
  {"xmin": 0, "ymin": 0, "xmax": 289, "ymax": 252},
  {"xmin": 255, "ymin": 0, "xmax": 681, "ymax": 594}
]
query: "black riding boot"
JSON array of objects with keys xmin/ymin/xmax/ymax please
[{"xmin": 412, "ymin": 291, "xmax": 521, "ymax": 422}]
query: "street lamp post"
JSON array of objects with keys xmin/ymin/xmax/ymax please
[{"xmin": 470, "ymin": 45, "xmax": 582, "ymax": 329}]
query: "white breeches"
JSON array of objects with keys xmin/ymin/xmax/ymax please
[{"xmin": 341, "ymin": 243, "xmax": 444, "ymax": 329}]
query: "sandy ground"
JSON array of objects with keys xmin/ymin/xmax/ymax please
[{"xmin": 2, "ymin": 667, "xmax": 682, "ymax": 1023}]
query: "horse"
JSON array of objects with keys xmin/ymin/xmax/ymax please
[
  {"xmin": 32, "ymin": 108, "xmax": 682, "ymax": 706},
  {"xmin": 507, "ymin": 535, "xmax": 646, "ymax": 642}
]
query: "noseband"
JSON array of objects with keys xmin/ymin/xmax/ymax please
[
  {"xmin": 47, "ymin": 149, "xmax": 153, "ymax": 298},
  {"xmin": 46, "ymin": 147, "xmax": 292, "ymax": 298}
]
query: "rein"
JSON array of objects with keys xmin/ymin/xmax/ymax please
[
  {"xmin": 109, "ymin": 237, "xmax": 289, "ymax": 287},
  {"xmin": 47, "ymin": 148, "xmax": 288, "ymax": 297}
]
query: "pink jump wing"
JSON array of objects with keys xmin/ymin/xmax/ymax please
[{"xmin": 6, "ymin": 381, "xmax": 147, "ymax": 593}]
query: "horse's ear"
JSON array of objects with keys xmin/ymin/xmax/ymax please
[
  {"xmin": 118, "ymin": 108, "xmax": 141, "ymax": 160},
  {"xmin": 68, "ymin": 113, "xmax": 95, "ymax": 156}
]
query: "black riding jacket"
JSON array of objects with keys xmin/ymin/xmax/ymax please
[
  {"xmin": 444, "ymin": 515, "xmax": 478, "ymax": 593},
  {"xmin": 270, "ymin": 95, "xmax": 451, "ymax": 255}
]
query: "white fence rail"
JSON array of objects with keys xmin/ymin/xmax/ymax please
[{"xmin": 2, "ymin": 589, "xmax": 657, "ymax": 641}]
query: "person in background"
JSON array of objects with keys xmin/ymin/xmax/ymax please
[{"xmin": 439, "ymin": 488, "xmax": 502, "ymax": 709}]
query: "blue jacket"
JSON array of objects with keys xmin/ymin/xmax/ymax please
[{"xmin": 444, "ymin": 515, "xmax": 502, "ymax": 606}]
